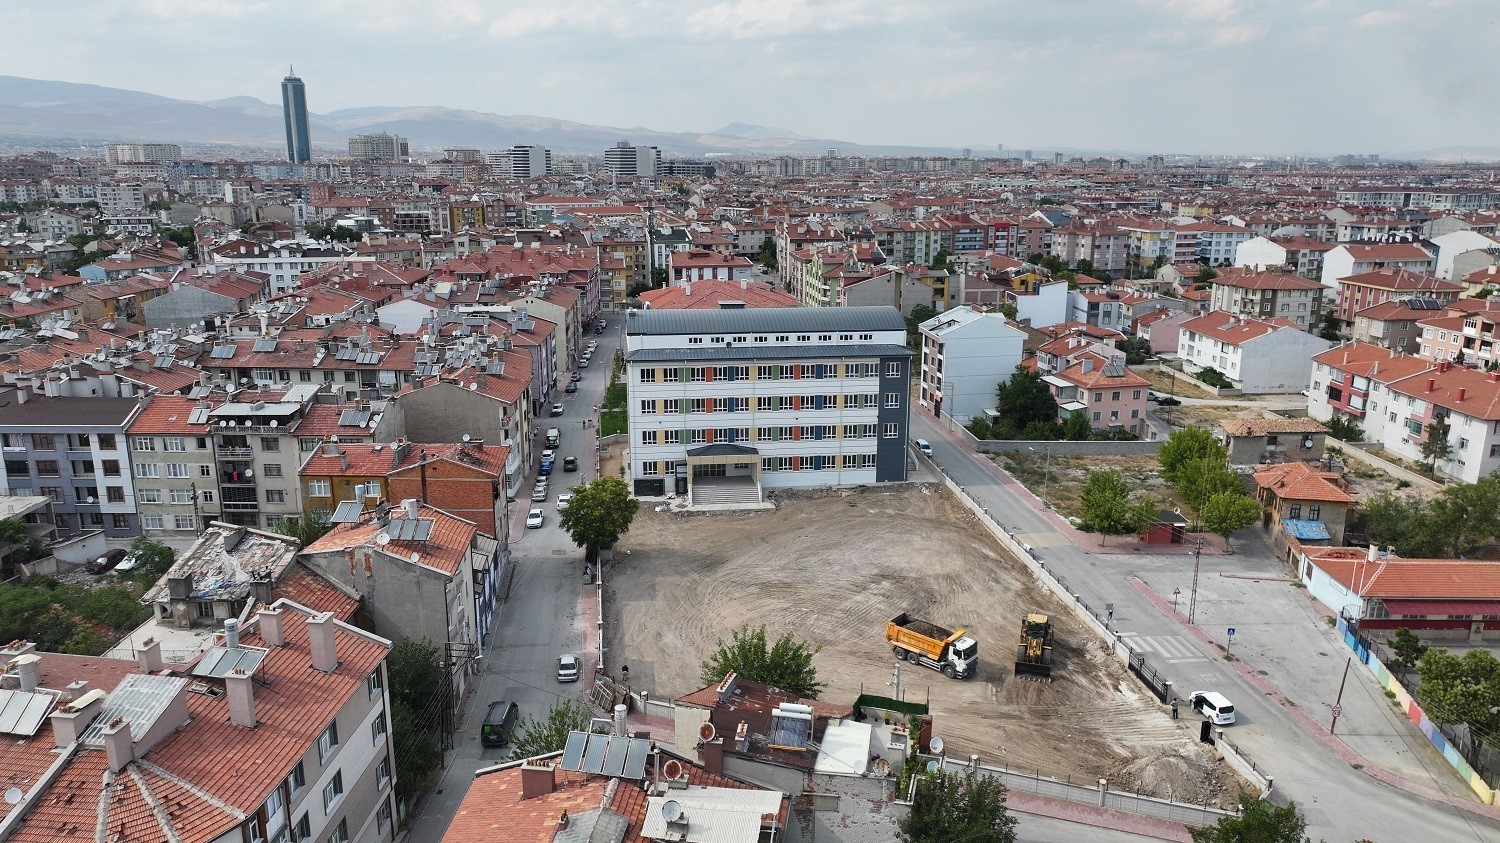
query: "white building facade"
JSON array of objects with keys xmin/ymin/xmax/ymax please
[
  {"xmin": 624, "ymin": 306, "xmax": 913, "ymax": 500},
  {"xmin": 918, "ymin": 306, "xmax": 1026, "ymax": 423}
]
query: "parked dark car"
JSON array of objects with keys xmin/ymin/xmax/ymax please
[
  {"xmin": 570, "ymin": 372, "xmax": 582, "ymax": 382},
  {"xmin": 539, "ymin": 459, "xmax": 554, "ymax": 476},
  {"xmin": 480, "ymin": 701, "xmax": 519, "ymax": 746},
  {"xmin": 563, "ymin": 456, "xmax": 578, "ymax": 472},
  {"xmin": 1156, "ymin": 396, "xmax": 1182, "ymax": 407},
  {"xmin": 565, "ymin": 382, "xmax": 578, "ymax": 393},
  {"xmin": 86, "ymin": 548, "xmax": 128, "ymax": 575}
]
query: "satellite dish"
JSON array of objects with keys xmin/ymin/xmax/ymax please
[
  {"xmin": 3, "ymin": 787, "xmax": 20, "ymax": 806},
  {"xmin": 375, "ymin": 532, "xmax": 391, "ymax": 546},
  {"xmin": 330, "ymin": 435, "xmax": 340, "ymax": 443},
  {"xmin": 698, "ymin": 721, "xmax": 717, "ymax": 742},
  {"xmin": 243, "ymin": 469, "xmax": 253, "ymax": 478},
  {"xmin": 270, "ymin": 420, "xmax": 279, "ymax": 428},
  {"xmin": 661, "ymin": 800, "xmax": 683, "ymax": 822},
  {"xmin": 469, "ymin": 382, "xmax": 479, "ymax": 391},
  {"xmin": 925, "ymin": 760, "xmax": 941, "ymax": 773},
  {"xmin": 661, "ymin": 759, "xmax": 684, "ymax": 781},
  {"xmin": 462, "ymin": 433, "xmax": 471, "ymax": 442},
  {"xmin": 930, "ymin": 737, "xmax": 944, "ymax": 755}
]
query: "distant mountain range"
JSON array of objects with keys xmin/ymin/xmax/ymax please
[{"xmin": 0, "ymin": 76, "xmax": 959, "ymax": 158}]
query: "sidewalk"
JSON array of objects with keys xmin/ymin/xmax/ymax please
[
  {"xmin": 1007, "ymin": 792, "xmax": 1191, "ymax": 843},
  {"xmin": 1130, "ymin": 576, "xmax": 1500, "ymax": 822}
]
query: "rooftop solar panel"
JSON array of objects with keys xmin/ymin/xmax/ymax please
[
  {"xmin": 0, "ymin": 689, "xmax": 59, "ymax": 737},
  {"xmin": 581, "ymin": 732, "xmax": 611, "ymax": 774},
  {"xmin": 331, "ymin": 500, "xmax": 365, "ymax": 523},
  {"xmin": 561, "ymin": 730, "xmax": 588, "ymax": 771}
]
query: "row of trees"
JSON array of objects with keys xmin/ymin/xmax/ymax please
[{"xmin": 1352, "ymin": 474, "xmax": 1500, "ymax": 558}]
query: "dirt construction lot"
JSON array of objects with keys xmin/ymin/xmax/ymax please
[{"xmin": 606, "ymin": 484, "xmax": 1243, "ymax": 807}]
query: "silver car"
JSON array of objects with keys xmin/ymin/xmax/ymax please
[{"xmin": 557, "ymin": 653, "xmax": 581, "ymax": 683}]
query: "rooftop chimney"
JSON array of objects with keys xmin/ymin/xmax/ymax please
[
  {"xmin": 1459, "ymin": 387, "xmax": 1467, "ymax": 402},
  {"xmin": 13, "ymin": 654, "xmax": 39, "ymax": 693},
  {"xmin": 225, "ymin": 668, "xmax": 257, "ymax": 728},
  {"xmin": 715, "ymin": 672, "xmax": 738, "ymax": 705},
  {"xmin": 1427, "ymin": 377, "xmax": 1436, "ymax": 392},
  {"xmin": 735, "ymin": 720, "xmax": 749, "ymax": 752},
  {"xmin": 224, "ymin": 618, "xmax": 241, "ymax": 650},
  {"xmin": 308, "ymin": 612, "xmax": 339, "ymax": 673},
  {"xmin": 614, "ymin": 703, "xmax": 628, "ymax": 737},
  {"xmin": 50, "ymin": 688, "xmax": 106, "ymax": 748},
  {"xmin": 137, "ymin": 637, "xmax": 163, "ymax": 673},
  {"xmin": 1, "ymin": 640, "xmax": 36, "ymax": 662},
  {"xmin": 258, "ymin": 607, "xmax": 285, "ymax": 647},
  {"xmin": 520, "ymin": 764, "xmax": 556, "ymax": 800},
  {"xmin": 321, "ymin": 440, "xmax": 340, "ymax": 456},
  {"xmin": 103, "ymin": 718, "xmax": 133, "ymax": 772},
  {"xmin": 701, "ymin": 737, "xmax": 724, "ymax": 775}
]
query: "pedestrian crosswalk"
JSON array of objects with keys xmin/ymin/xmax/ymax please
[{"xmin": 1116, "ymin": 632, "xmax": 1208, "ymax": 663}]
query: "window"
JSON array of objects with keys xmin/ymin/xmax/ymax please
[
  {"xmin": 377, "ymin": 799, "xmax": 393, "ymax": 833},
  {"xmin": 318, "ymin": 724, "xmax": 339, "ymax": 762},
  {"xmin": 142, "ymin": 514, "xmax": 164, "ymax": 530},
  {"xmin": 260, "ymin": 437, "xmax": 280, "ymax": 452},
  {"xmin": 690, "ymin": 398, "xmax": 707, "ymax": 413},
  {"xmin": 199, "ymin": 464, "xmax": 213, "ymax": 477},
  {"xmin": 164, "ymin": 437, "xmax": 186, "ymax": 452},
  {"xmin": 111, "ymin": 514, "xmax": 131, "ymax": 529},
  {"xmin": 1093, "ymin": 392, "xmax": 1103, "ymax": 403},
  {"xmin": 367, "ymin": 668, "xmax": 383, "ymax": 700},
  {"xmin": 1092, "ymin": 412, "xmax": 1101, "ymax": 421},
  {"xmin": 166, "ymin": 463, "xmax": 188, "ymax": 478},
  {"xmin": 688, "ymin": 336, "xmax": 703, "ymax": 344},
  {"xmin": 882, "ymin": 423, "xmax": 899, "ymax": 438},
  {"xmin": 640, "ymin": 399, "xmax": 657, "ymax": 414},
  {"xmin": 641, "ymin": 461, "xmax": 659, "ymax": 476},
  {"xmin": 106, "ymin": 486, "xmax": 125, "ymax": 504},
  {"xmin": 170, "ymin": 489, "xmax": 192, "ymax": 504},
  {"xmin": 1111, "ymin": 391, "xmax": 1121, "ymax": 401},
  {"xmin": 32, "ymin": 434, "xmax": 56, "ymax": 451},
  {"xmin": 372, "ymin": 714, "xmax": 387, "ymax": 745},
  {"xmin": 689, "ymin": 367, "xmax": 706, "ymax": 382},
  {"xmin": 201, "ymin": 491, "xmax": 215, "ymax": 503},
  {"xmin": 134, "ymin": 462, "xmax": 159, "ymax": 478},
  {"xmin": 264, "ymin": 464, "xmax": 283, "ymax": 477},
  {"xmin": 639, "ymin": 429, "xmax": 656, "ymax": 446},
  {"xmin": 1133, "ymin": 390, "xmax": 1142, "ymax": 400},
  {"xmin": 102, "ymin": 459, "xmax": 121, "ymax": 477},
  {"xmin": 71, "ymin": 460, "xmax": 95, "ymax": 476},
  {"xmin": 39, "ymin": 486, "xmax": 62, "ymax": 503},
  {"xmin": 1289, "ymin": 503, "xmax": 1302, "ymax": 519},
  {"xmin": 308, "ymin": 480, "xmax": 331, "ymax": 497},
  {"xmin": 377, "ymin": 757, "xmax": 391, "ymax": 791},
  {"xmin": 639, "ymin": 368, "xmax": 657, "ymax": 383},
  {"xmin": 266, "ymin": 490, "xmax": 286, "ymax": 504},
  {"xmin": 67, "ymin": 433, "xmax": 91, "ymax": 450},
  {"xmin": 174, "ymin": 514, "xmax": 196, "ymax": 530},
  {"xmin": 884, "ymin": 392, "xmax": 900, "ymax": 408},
  {"xmin": 1309, "ymin": 505, "xmax": 1321, "ymax": 520},
  {"xmin": 885, "ymin": 362, "xmax": 902, "ymax": 378},
  {"xmin": 97, "ymin": 434, "xmax": 116, "ymax": 450},
  {"xmin": 328, "ymin": 818, "xmax": 348, "ymax": 843},
  {"xmin": 662, "ymin": 368, "xmax": 680, "ymax": 382}
]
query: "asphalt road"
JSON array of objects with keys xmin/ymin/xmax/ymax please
[
  {"xmin": 912, "ymin": 410, "xmax": 1500, "ymax": 843},
  {"xmin": 404, "ymin": 320, "xmax": 619, "ymax": 842}
]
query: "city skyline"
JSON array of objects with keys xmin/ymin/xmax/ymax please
[{"xmin": 4, "ymin": 0, "xmax": 1496, "ymax": 156}]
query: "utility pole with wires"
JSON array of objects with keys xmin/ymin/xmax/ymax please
[{"xmin": 1188, "ymin": 536, "xmax": 1203, "ymax": 624}]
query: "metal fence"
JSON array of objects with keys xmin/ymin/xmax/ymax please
[
  {"xmin": 940, "ymin": 757, "xmax": 1237, "ymax": 828},
  {"xmin": 1127, "ymin": 649, "xmax": 1172, "ymax": 704}
]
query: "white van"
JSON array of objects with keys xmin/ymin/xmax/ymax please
[
  {"xmin": 1189, "ymin": 691, "xmax": 1236, "ymax": 725},
  {"xmin": 915, "ymin": 438, "xmax": 933, "ymax": 458},
  {"xmin": 546, "ymin": 428, "xmax": 560, "ymax": 448}
]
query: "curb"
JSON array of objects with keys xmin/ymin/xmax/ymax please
[
  {"xmin": 1127, "ymin": 576, "xmax": 1500, "ymax": 823},
  {"xmin": 1006, "ymin": 791, "xmax": 1192, "ymax": 842}
]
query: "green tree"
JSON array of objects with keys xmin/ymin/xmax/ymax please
[
  {"xmin": 898, "ymin": 770, "xmax": 1017, "ymax": 843},
  {"xmin": 1388, "ymin": 627, "xmax": 1428, "ymax": 678},
  {"xmin": 1079, "ymin": 470, "xmax": 1157, "ymax": 544},
  {"xmin": 998, "ymin": 299, "xmax": 1018, "ymax": 320},
  {"xmin": 1415, "ymin": 647, "xmax": 1500, "ymax": 736},
  {"xmin": 124, "ymin": 537, "xmax": 175, "ymax": 585},
  {"xmin": 1196, "ymin": 265, "xmax": 1219, "ymax": 283},
  {"xmin": 510, "ymin": 699, "xmax": 602, "ymax": 759},
  {"xmin": 275, "ymin": 511, "xmax": 334, "ymax": 547},
  {"xmin": 1118, "ymin": 336, "xmax": 1152, "ymax": 365},
  {"xmin": 700, "ymin": 624, "xmax": 824, "ymax": 698},
  {"xmin": 1195, "ymin": 366, "xmax": 1234, "ymax": 388},
  {"xmin": 1061, "ymin": 409, "xmax": 1092, "ymax": 441},
  {"xmin": 1074, "ymin": 258, "xmax": 1095, "ymax": 277},
  {"xmin": 965, "ymin": 418, "xmax": 992, "ymax": 439},
  {"xmin": 1158, "ymin": 427, "xmax": 1227, "ymax": 484},
  {"xmin": 1317, "ymin": 308, "xmax": 1342, "ymax": 342},
  {"xmin": 905, "ymin": 303, "xmax": 938, "ymax": 348},
  {"xmin": 1324, "ymin": 414, "xmax": 1363, "ymax": 442},
  {"xmin": 930, "ymin": 248, "xmax": 953, "ymax": 272},
  {"xmin": 1190, "ymin": 794, "xmax": 1309, "ymax": 843},
  {"xmin": 558, "ymin": 476, "xmax": 639, "ymax": 564},
  {"xmin": 1419, "ymin": 415, "xmax": 1453, "ymax": 472},
  {"xmin": 756, "ymin": 238, "xmax": 777, "ymax": 269},
  {"xmin": 387, "ymin": 638, "xmax": 446, "ymax": 800},
  {"xmin": 651, "ymin": 266, "xmax": 669, "ymax": 288},
  {"xmin": 994, "ymin": 365, "xmax": 1059, "ymax": 430},
  {"xmin": 1200, "ymin": 492, "xmax": 1262, "ymax": 553},
  {"xmin": 1175, "ymin": 457, "xmax": 1243, "ymax": 512},
  {"xmin": 1353, "ymin": 491, "xmax": 1447, "ymax": 558},
  {"xmin": 0, "ymin": 516, "xmax": 46, "ymax": 578},
  {"xmin": 1427, "ymin": 475, "xmax": 1500, "ymax": 557}
]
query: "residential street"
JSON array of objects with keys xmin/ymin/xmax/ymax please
[
  {"xmin": 403, "ymin": 321, "xmax": 619, "ymax": 842},
  {"xmin": 912, "ymin": 410, "xmax": 1500, "ymax": 842}
]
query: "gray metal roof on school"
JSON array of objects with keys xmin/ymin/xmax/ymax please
[
  {"xmin": 627, "ymin": 344, "xmax": 913, "ymax": 363},
  {"xmin": 625, "ymin": 305, "xmax": 904, "ymax": 335}
]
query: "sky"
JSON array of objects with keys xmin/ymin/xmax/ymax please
[{"xmin": 7, "ymin": 0, "xmax": 1498, "ymax": 156}]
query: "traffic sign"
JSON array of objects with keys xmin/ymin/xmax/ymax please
[
  {"xmin": 1227, "ymin": 627, "xmax": 1236, "ymax": 637},
  {"xmin": 1332, "ymin": 704, "xmax": 1343, "ymax": 717}
]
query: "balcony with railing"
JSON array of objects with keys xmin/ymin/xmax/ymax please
[{"xmin": 216, "ymin": 446, "xmax": 254, "ymax": 460}]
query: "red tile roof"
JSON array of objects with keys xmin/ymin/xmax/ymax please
[
  {"xmin": 128, "ymin": 394, "xmax": 214, "ymax": 435},
  {"xmin": 441, "ymin": 763, "xmax": 608, "ymax": 843},
  {"xmin": 1338, "ymin": 267, "xmax": 1459, "ymax": 293},
  {"xmin": 272, "ymin": 563, "xmax": 362, "ymax": 621},
  {"xmin": 639, "ymin": 280, "xmax": 799, "ymax": 310},
  {"xmin": 303, "ymin": 503, "xmax": 481, "ymax": 575},
  {"xmin": 1213, "ymin": 270, "xmax": 1324, "ymax": 291},
  {"xmin": 1254, "ymin": 462, "xmax": 1355, "ymax": 504},
  {"xmin": 1306, "ymin": 548, "xmax": 1500, "ymax": 600}
]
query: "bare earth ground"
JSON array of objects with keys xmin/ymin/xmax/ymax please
[
  {"xmin": 605, "ymin": 483, "xmax": 1244, "ymax": 807},
  {"xmin": 995, "ymin": 452, "xmax": 1185, "ymax": 523}
]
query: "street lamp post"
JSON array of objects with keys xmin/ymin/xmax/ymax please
[{"xmin": 1029, "ymin": 445, "xmax": 1052, "ymax": 506}]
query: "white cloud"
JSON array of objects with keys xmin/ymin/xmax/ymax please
[{"xmin": 1352, "ymin": 9, "xmax": 1410, "ymax": 27}]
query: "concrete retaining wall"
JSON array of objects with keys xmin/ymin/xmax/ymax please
[
  {"xmin": 945, "ymin": 417, "xmax": 1163, "ymax": 456},
  {"xmin": 1214, "ymin": 732, "xmax": 1272, "ymax": 796},
  {"xmin": 1328, "ymin": 438, "xmax": 1443, "ymax": 492}
]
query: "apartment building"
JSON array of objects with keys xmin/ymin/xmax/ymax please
[
  {"xmin": 209, "ymin": 240, "xmax": 357, "ymax": 295},
  {"xmin": 669, "ymin": 248, "xmax": 754, "ymax": 284},
  {"xmin": 1320, "ymin": 242, "xmax": 1436, "ymax": 291},
  {"xmin": 0, "ymin": 603, "xmax": 396, "ymax": 843},
  {"xmin": 1309, "ymin": 344, "xmax": 1500, "ymax": 483},
  {"xmin": 1351, "ymin": 299, "xmax": 1440, "ymax": 354},
  {"xmin": 1233, "ymin": 235, "xmax": 1336, "ymax": 280},
  {"xmin": 1179, "ymin": 220, "xmax": 1254, "ymax": 266},
  {"xmin": 603, "ymin": 141, "xmax": 661, "ymax": 177},
  {"xmin": 1209, "ymin": 270, "xmax": 1325, "ymax": 330},
  {"xmin": 1178, "ymin": 312, "xmax": 1333, "ymax": 394},
  {"xmin": 1417, "ymin": 305, "xmax": 1500, "ymax": 366},
  {"xmin": 206, "ymin": 385, "xmax": 324, "ymax": 531},
  {"xmin": 127, "ymin": 394, "xmax": 219, "ymax": 536},
  {"xmin": 624, "ymin": 306, "xmax": 913, "ymax": 501},
  {"xmin": 918, "ymin": 306, "xmax": 1026, "ymax": 423},
  {"xmin": 0, "ymin": 396, "xmax": 143, "ymax": 538},
  {"xmin": 1043, "ymin": 355, "xmax": 1151, "ymax": 437},
  {"xmin": 1332, "ymin": 267, "xmax": 1461, "ymax": 326}
]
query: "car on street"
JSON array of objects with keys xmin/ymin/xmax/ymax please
[
  {"xmin": 570, "ymin": 372, "xmax": 582, "ymax": 382},
  {"xmin": 541, "ymin": 449, "xmax": 556, "ymax": 462},
  {"xmin": 526, "ymin": 508, "xmax": 545, "ymax": 529},
  {"xmin": 550, "ymin": 403, "xmax": 566, "ymax": 416},
  {"xmin": 579, "ymin": 358, "xmax": 590, "ymax": 368},
  {"xmin": 557, "ymin": 653, "xmax": 581, "ymax": 683},
  {"xmin": 597, "ymin": 319, "xmax": 607, "ymax": 331},
  {"xmin": 480, "ymin": 701, "xmax": 519, "ymax": 746},
  {"xmin": 114, "ymin": 553, "xmax": 140, "ymax": 572},
  {"xmin": 557, "ymin": 493, "xmax": 574, "ymax": 511},
  {"xmin": 586, "ymin": 341, "xmax": 597, "ymax": 353},
  {"xmin": 86, "ymin": 548, "xmax": 127, "ymax": 574},
  {"xmin": 532, "ymin": 486, "xmax": 548, "ymax": 502},
  {"xmin": 1189, "ymin": 691, "xmax": 1236, "ymax": 725},
  {"xmin": 564, "ymin": 382, "xmax": 578, "ymax": 393},
  {"xmin": 539, "ymin": 460, "xmax": 553, "ymax": 476},
  {"xmin": 1156, "ymin": 396, "xmax": 1182, "ymax": 407},
  {"xmin": 563, "ymin": 456, "xmax": 578, "ymax": 472}
]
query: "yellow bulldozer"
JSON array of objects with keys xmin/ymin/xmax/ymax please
[{"xmin": 1014, "ymin": 613, "xmax": 1054, "ymax": 678}]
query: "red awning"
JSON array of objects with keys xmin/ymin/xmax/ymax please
[{"xmin": 1386, "ymin": 600, "xmax": 1500, "ymax": 617}]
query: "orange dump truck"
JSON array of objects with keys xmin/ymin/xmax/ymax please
[{"xmin": 885, "ymin": 612, "xmax": 978, "ymax": 679}]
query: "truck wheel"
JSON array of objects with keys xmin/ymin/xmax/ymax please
[
  {"xmin": 907, "ymin": 651, "xmax": 921, "ymax": 665},
  {"xmin": 941, "ymin": 664, "xmax": 956, "ymax": 678},
  {"xmin": 893, "ymin": 646, "xmax": 905, "ymax": 658}
]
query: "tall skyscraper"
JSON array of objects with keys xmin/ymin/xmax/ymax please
[{"xmin": 281, "ymin": 67, "xmax": 311, "ymax": 164}]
